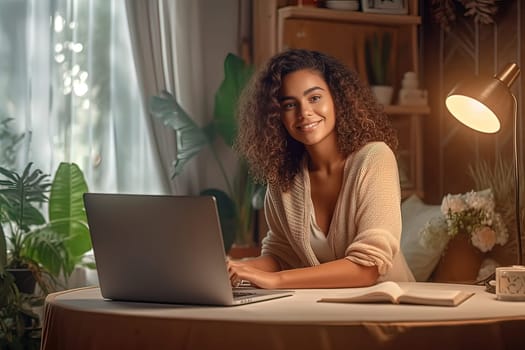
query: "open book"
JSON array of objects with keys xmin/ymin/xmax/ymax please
[{"xmin": 318, "ymin": 281, "xmax": 474, "ymax": 307}]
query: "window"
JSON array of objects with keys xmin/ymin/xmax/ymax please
[{"xmin": 0, "ymin": 0, "xmax": 165, "ymax": 194}]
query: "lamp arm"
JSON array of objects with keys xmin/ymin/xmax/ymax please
[{"xmin": 512, "ymin": 93, "xmax": 523, "ymax": 266}]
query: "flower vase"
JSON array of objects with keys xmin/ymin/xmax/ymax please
[{"xmin": 431, "ymin": 233, "xmax": 484, "ymax": 283}]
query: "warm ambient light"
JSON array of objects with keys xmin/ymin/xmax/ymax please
[
  {"xmin": 445, "ymin": 62, "xmax": 520, "ymax": 133},
  {"xmin": 445, "ymin": 95, "xmax": 500, "ymax": 133},
  {"xmin": 445, "ymin": 62, "xmax": 522, "ymax": 272}
]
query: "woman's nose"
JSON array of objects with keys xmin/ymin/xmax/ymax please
[{"xmin": 299, "ymin": 103, "xmax": 312, "ymax": 119}]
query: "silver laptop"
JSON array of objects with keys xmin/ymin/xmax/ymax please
[{"xmin": 83, "ymin": 193, "xmax": 293, "ymax": 306}]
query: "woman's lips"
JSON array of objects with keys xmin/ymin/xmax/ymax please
[{"xmin": 297, "ymin": 120, "xmax": 321, "ymax": 131}]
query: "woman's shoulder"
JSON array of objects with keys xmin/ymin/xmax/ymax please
[
  {"xmin": 345, "ymin": 142, "xmax": 397, "ymax": 174},
  {"xmin": 353, "ymin": 141, "xmax": 394, "ymax": 160}
]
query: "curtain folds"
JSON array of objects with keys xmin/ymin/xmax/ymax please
[
  {"xmin": 124, "ymin": 0, "xmax": 176, "ymax": 194},
  {"xmin": 125, "ymin": 0, "xmax": 209, "ymax": 195}
]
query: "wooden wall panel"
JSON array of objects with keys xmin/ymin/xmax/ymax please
[
  {"xmin": 422, "ymin": 0, "xmax": 524, "ymax": 263},
  {"xmin": 422, "ymin": 0, "xmax": 521, "ymax": 204}
]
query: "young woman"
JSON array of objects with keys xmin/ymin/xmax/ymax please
[{"xmin": 228, "ymin": 49, "xmax": 414, "ymax": 289}]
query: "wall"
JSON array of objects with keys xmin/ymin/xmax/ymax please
[
  {"xmin": 422, "ymin": 0, "xmax": 523, "ymax": 203},
  {"xmin": 422, "ymin": 0, "xmax": 524, "ymax": 264},
  {"xmin": 188, "ymin": 0, "xmax": 242, "ymax": 193}
]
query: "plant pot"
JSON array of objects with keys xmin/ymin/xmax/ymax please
[
  {"xmin": 7, "ymin": 268, "xmax": 37, "ymax": 294},
  {"xmin": 431, "ymin": 233, "xmax": 484, "ymax": 283},
  {"xmin": 371, "ymin": 85, "xmax": 394, "ymax": 106}
]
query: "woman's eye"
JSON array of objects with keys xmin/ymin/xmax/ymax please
[
  {"xmin": 309, "ymin": 95, "xmax": 321, "ymax": 103},
  {"xmin": 281, "ymin": 102, "xmax": 296, "ymax": 110}
]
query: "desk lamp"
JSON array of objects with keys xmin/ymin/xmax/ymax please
[{"xmin": 445, "ymin": 63, "xmax": 523, "ymax": 294}]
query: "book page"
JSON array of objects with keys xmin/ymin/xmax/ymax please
[
  {"xmin": 399, "ymin": 289, "xmax": 474, "ymax": 306},
  {"xmin": 318, "ymin": 282, "xmax": 474, "ymax": 306},
  {"xmin": 317, "ymin": 281, "xmax": 404, "ymax": 303}
]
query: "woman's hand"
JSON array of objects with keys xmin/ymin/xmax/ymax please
[{"xmin": 227, "ymin": 259, "xmax": 281, "ymax": 289}]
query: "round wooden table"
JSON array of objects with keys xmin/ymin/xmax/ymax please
[{"xmin": 41, "ymin": 282, "xmax": 525, "ymax": 350}]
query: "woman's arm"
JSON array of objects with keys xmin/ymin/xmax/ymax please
[
  {"xmin": 228, "ymin": 258, "xmax": 378, "ymax": 289},
  {"xmin": 229, "ymin": 254, "xmax": 281, "ymax": 272},
  {"xmin": 345, "ymin": 143, "xmax": 402, "ymax": 275}
]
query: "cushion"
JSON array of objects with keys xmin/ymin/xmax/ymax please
[{"xmin": 400, "ymin": 195, "xmax": 443, "ymax": 281}]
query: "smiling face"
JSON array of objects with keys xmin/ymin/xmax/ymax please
[{"xmin": 279, "ymin": 69, "xmax": 337, "ymax": 150}]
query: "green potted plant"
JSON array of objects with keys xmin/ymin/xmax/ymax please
[
  {"xmin": 0, "ymin": 271, "xmax": 41, "ymax": 349},
  {"xmin": 150, "ymin": 53, "xmax": 264, "ymax": 253},
  {"xmin": 365, "ymin": 31, "xmax": 394, "ymax": 105},
  {"xmin": 0, "ymin": 161, "xmax": 91, "ymax": 348},
  {"xmin": 0, "ymin": 162, "xmax": 91, "ymax": 293}
]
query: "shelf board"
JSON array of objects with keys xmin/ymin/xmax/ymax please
[
  {"xmin": 278, "ymin": 6, "xmax": 421, "ymax": 26},
  {"xmin": 384, "ymin": 105, "xmax": 430, "ymax": 115}
]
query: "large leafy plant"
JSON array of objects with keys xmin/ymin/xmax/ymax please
[
  {"xmin": 150, "ymin": 53, "xmax": 264, "ymax": 251},
  {"xmin": 0, "ymin": 162, "xmax": 91, "ymax": 282},
  {"xmin": 0, "ymin": 162, "xmax": 91, "ymax": 350}
]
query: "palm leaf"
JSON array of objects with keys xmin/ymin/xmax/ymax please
[
  {"xmin": 48, "ymin": 162, "xmax": 90, "ymax": 274},
  {"xmin": 22, "ymin": 227, "xmax": 70, "ymax": 277},
  {"xmin": 149, "ymin": 91, "xmax": 210, "ymax": 177},
  {"xmin": 0, "ymin": 163, "xmax": 49, "ymax": 230},
  {"xmin": 0, "ymin": 165, "xmax": 18, "ymax": 182},
  {"xmin": 213, "ymin": 53, "xmax": 254, "ymax": 146}
]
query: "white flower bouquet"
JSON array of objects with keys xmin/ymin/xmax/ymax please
[{"xmin": 420, "ymin": 189, "xmax": 509, "ymax": 253}]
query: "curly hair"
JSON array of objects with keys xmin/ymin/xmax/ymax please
[{"xmin": 235, "ymin": 49, "xmax": 398, "ymax": 192}]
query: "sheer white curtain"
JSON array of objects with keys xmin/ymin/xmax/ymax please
[
  {"xmin": 0, "ymin": 0, "xmax": 242, "ymax": 196},
  {"xmin": 126, "ymin": 0, "xmax": 243, "ymax": 195},
  {"xmin": 125, "ymin": 0, "xmax": 206, "ymax": 194},
  {"xmin": 0, "ymin": 0, "xmax": 165, "ymax": 194}
]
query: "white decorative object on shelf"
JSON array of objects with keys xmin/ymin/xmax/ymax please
[{"xmin": 398, "ymin": 71, "xmax": 428, "ymax": 106}]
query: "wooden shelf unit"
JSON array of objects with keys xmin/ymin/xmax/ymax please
[{"xmin": 277, "ymin": 6, "xmax": 421, "ymax": 66}]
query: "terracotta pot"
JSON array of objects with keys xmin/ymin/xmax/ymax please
[{"xmin": 431, "ymin": 233, "xmax": 484, "ymax": 283}]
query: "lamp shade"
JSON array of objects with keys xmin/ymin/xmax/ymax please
[{"xmin": 445, "ymin": 63, "xmax": 520, "ymax": 133}]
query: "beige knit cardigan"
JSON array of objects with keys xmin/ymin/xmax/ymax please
[{"xmin": 261, "ymin": 142, "xmax": 415, "ymax": 282}]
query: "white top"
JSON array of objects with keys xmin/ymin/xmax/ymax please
[{"xmin": 310, "ymin": 209, "xmax": 332, "ymax": 263}]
